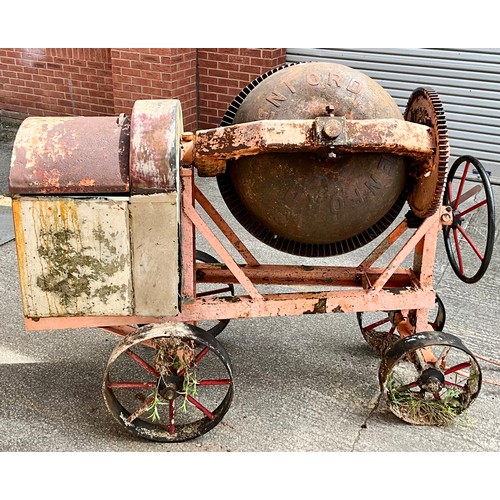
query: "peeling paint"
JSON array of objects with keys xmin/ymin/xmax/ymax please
[
  {"xmin": 304, "ymin": 298, "xmax": 327, "ymax": 314},
  {"xmin": 9, "ymin": 116, "xmax": 129, "ymax": 195},
  {"xmin": 15, "ymin": 197, "xmax": 133, "ymax": 318}
]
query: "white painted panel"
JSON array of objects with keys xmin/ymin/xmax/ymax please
[
  {"xmin": 130, "ymin": 192, "xmax": 179, "ymax": 316},
  {"xmin": 13, "ymin": 197, "xmax": 133, "ymax": 318}
]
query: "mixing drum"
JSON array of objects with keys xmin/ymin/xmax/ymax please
[{"xmin": 217, "ymin": 62, "xmax": 409, "ymax": 257}]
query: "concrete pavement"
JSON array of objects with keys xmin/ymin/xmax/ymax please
[{"xmin": 1, "ymin": 117, "xmax": 500, "ymax": 453}]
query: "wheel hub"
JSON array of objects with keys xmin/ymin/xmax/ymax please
[
  {"xmin": 451, "ymin": 210, "xmax": 463, "ymax": 228},
  {"xmin": 158, "ymin": 375, "xmax": 184, "ymax": 400},
  {"xmin": 418, "ymin": 367, "xmax": 445, "ymax": 393}
]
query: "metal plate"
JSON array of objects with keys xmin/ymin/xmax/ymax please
[
  {"xmin": 9, "ymin": 116, "xmax": 130, "ymax": 195},
  {"xmin": 130, "ymin": 99, "xmax": 183, "ymax": 194},
  {"xmin": 130, "ymin": 193, "xmax": 179, "ymax": 317},
  {"xmin": 13, "ymin": 197, "xmax": 133, "ymax": 318}
]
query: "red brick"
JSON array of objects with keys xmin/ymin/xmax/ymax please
[
  {"xmin": 1, "ymin": 47, "xmax": 286, "ymax": 122},
  {"xmin": 228, "ymin": 55, "xmax": 250, "ymax": 65},
  {"xmin": 0, "ymin": 57, "xmax": 16, "ymax": 65},
  {"xmin": 240, "ymin": 49, "xmax": 262, "ymax": 58}
]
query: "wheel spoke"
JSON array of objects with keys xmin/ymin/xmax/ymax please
[
  {"xmin": 186, "ymin": 395, "xmax": 215, "ymax": 420},
  {"xmin": 452, "ymin": 184, "xmax": 483, "ymax": 208},
  {"xmin": 198, "ymin": 379, "xmax": 232, "ymax": 386},
  {"xmin": 401, "ymin": 381, "xmax": 419, "ymax": 390},
  {"xmin": 445, "ymin": 380, "xmax": 466, "ymax": 390},
  {"xmin": 454, "ymin": 161, "xmax": 470, "ymax": 210},
  {"xmin": 177, "ymin": 346, "xmax": 210, "ymax": 377},
  {"xmin": 456, "ymin": 198, "xmax": 487, "ymax": 218},
  {"xmin": 126, "ymin": 396, "xmax": 156, "ymax": 424},
  {"xmin": 107, "ymin": 381, "xmax": 157, "ymax": 389},
  {"xmin": 452, "ymin": 228, "xmax": 464, "ymax": 274},
  {"xmin": 437, "ymin": 346, "xmax": 451, "ymax": 371},
  {"xmin": 126, "ymin": 350, "xmax": 160, "ymax": 378},
  {"xmin": 444, "ymin": 361, "xmax": 471, "ymax": 376},
  {"xmin": 456, "ymin": 225, "xmax": 484, "ymax": 260},
  {"xmin": 362, "ymin": 317, "xmax": 391, "ymax": 333},
  {"xmin": 169, "ymin": 400, "xmax": 175, "ymax": 435}
]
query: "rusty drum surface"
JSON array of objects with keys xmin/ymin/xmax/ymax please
[
  {"xmin": 130, "ymin": 99, "xmax": 183, "ymax": 193},
  {"xmin": 217, "ymin": 62, "xmax": 409, "ymax": 257},
  {"xmin": 9, "ymin": 116, "xmax": 130, "ymax": 195}
]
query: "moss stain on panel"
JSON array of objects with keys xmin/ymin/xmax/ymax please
[{"xmin": 16, "ymin": 197, "xmax": 133, "ymax": 317}]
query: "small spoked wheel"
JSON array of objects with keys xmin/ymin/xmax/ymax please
[
  {"xmin": 103, "ymin": 322, "xmax": 233, "ymax": 442},
  {"xmin": 196, "ymin": 250, "xmax": 234, "ymax": 337},
  {"xmin": 356, "ymin": 294, "xmax": 446, "ymax": 356},
  {"xmin": 379, "ymin": 331, "xmax": 481, "ymax": 426},
  {"xmin": 443, "ymin": 155, "xmax": 496, "ymax": 283}
]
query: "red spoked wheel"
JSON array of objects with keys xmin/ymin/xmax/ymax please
[
  {"xmin": 103, "ymin": 322, "xmax": 233, "ymax": 442},
  {"xmin": 443, "ymin": 155, "xmax": 496, "ymax": 284},
  {"xmin": 379, "ymin": 331, "xmax": 482, "ymax": 425},
  {"xmin": 356, "ymin": 294, "xmax": 446, "ymax": 356}
]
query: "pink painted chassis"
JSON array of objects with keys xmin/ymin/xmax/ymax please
[{"xmin": 25, "ymin": 166, "xmax": 452, "ymax": 346}]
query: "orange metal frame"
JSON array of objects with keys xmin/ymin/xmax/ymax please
[{"xmin": 25, "ymin": 166, "xmax": 450, "ymax": 350}]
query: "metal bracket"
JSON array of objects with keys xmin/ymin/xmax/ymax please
[{"xmin": 189, "ymin": 117, "xmax": 435, "ymax": 177}]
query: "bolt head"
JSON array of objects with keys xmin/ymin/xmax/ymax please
[
  {"xmin": 323, "ymin": 120, "xmax": 343, "ymax": 140},
  {"xmin": 441, "ymin": 213, "xmax": 452, "ymax": 223}
]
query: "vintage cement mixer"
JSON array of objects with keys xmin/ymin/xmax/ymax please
[{"xmin": 9, "ymin": 62, "xmax": 496, "ymax": 442}]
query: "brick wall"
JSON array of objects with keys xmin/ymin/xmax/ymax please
[
  {"xmin": 197, "ymin": 48, "xmax": 287, "ymax": 129},
  {"xmin": 0, "ymin": 48, "xmax": 287, "ymax": 131},
  {"xmin": 0, "ymin": 48, "xmax": 114, "ymax": 118},
  {"xmin": 111, "ymin": 48, "xmax": 197, "ymax": 131}
]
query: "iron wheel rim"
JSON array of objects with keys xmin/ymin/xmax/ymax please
[
  {"xmin": 443, "ymin": 155, "xmax": 496, "ymax": 283},
  {"xmin": 102, "ymin": 323, "xmax": 233, "ymax": 442}
]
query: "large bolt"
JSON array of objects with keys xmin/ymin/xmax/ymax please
[
  {"xmin": 441, "ymin": 213, "xmax": 452, "ymax": 223},
  {"xmin": 160, "ymin": 383, "xmax": 177, "ymax": 400},
  {"xmin": 323, "ymin": 120, "xmax": 343, "ymax": 140},
  {"xmin": 441, "ymin": 207, "xmax": 453, "ymax": 224}
]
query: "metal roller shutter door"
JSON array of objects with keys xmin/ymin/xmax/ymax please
[{"xmin": 287, "ymin": 48, "xmax": 500, "ymax": 184}]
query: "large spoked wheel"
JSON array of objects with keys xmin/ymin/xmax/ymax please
[
  {"xmin": 103, "ymin": 322, "xmax": 233, "ymax": 442},
  {"xmin": 443, "ymin": 155, "xmax": 496, "ymax": 283},
  {"xmin": 356, "ymin": 294, "xmax": 446, "ymax": 356},
  {"xmin": 196, "ymin": 250, "xmax": 234, "ymax": 337},
  {"xmin": 379, "ymin": 331, "xmax": 481, "ymax": 426}
]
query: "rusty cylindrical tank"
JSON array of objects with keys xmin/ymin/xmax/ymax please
[{"xmin": 217, "ymin": 62, "xmax": 409, "ymax": 257}]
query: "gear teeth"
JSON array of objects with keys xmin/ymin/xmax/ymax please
[{"xmin": 405, "ymin": 87, "xmax": 449, "ymax": 218}]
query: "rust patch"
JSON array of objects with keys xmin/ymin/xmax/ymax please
[
  {"xmin": 130, "ymin": 100, "xmax": 182, "ymax": 193},
  {"xmin": 222, "ymin": 296, "xmax": 241, "ymax": 303},
  {"xmin": 9, "ymin": 116, "xmax": 130, "ymax": 195},
  {"xmin": 304, "ymin": 298, "xmax": 327, "ymax": 314}
]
